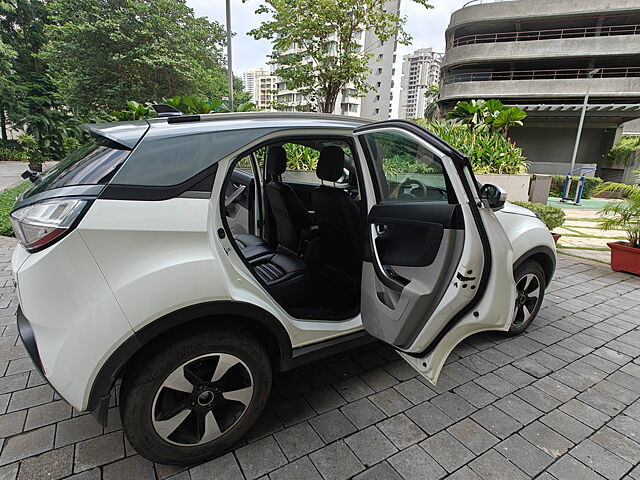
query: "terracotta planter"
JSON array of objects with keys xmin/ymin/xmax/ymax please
[
  {"xmin": 551, "ymin": 233, "xmax": 561, "ymax": 244},
  {"xmin": 608, "ymin": 241, "xmax": 640, "ymax": 275}
]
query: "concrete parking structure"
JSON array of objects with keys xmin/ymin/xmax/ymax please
[{"xmin": 0, "ymin": 238, "xmax": 639, "ymax": 479}]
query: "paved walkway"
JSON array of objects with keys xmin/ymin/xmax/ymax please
[
  {"xmin": 0, "ymin": 162, "xmax": 56, "ymax": 193},
  {"xmin": 0, "ymin": 244, "xmax": 639, "ymax": 480}
]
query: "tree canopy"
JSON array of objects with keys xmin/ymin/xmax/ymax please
[
  {"xmin": 248, "ymin": 0, "xmax": 432, "ymax": 113},
  {"xmin": 43, "ymin": 0, "xmax": 229, "ymax": 114}
]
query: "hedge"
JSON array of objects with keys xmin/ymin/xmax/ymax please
[
  {"xmin": 511, "ymin": 200, "xmax": 565, "ymax": 231},
  {"xmin": 548, "ymin": 175, "xmax": 603, "ymax": 200},
  {"xmin": 0, "ymin": 181, "xmax": 31, "ymax": 237}
]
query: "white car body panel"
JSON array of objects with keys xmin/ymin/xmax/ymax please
[
  {"xmin": 495, "ymin": 202, "xmax": 556, "ymax": 266},
  {"xmin": 10, "ymin": 115, "xmax": 557, "ymax": 416},
  {"xmin": 12, "ymin": 232, "xmax": 132, "ymax": 410}
]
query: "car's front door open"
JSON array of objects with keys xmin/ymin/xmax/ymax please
[{"xmin": 354, "ymin": 122, "xmax": 516, "ymax": 384}]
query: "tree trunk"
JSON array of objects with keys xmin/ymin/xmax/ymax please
[
  {"xmin": 0, "ymin": 109, "xmax": 7, "ymax": 142},
  {"xmin": 321, "ymin": 85, "xmax": 340, "ymax": 114}
]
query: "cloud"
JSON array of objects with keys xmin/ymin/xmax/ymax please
[{"xmin": 187, "ymin": 0, "xmax": 273, "ymax": 73}]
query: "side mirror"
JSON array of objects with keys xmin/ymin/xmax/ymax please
[{"xmin": 479, "ymin": 183, "xmax": 507, "ymax": 210}]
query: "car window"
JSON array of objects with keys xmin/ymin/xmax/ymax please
[
  {"xmin": 257, "ymin": 142, "xmax": 351, "ymax": 185},
  {"xmin": 360, "ymin": 129, "xmax": 451, "ymax": 203},
  {"xmin": 23, "ymin": 138, "xmax": 130, "ymax": 199}
]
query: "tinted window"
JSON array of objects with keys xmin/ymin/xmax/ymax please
[
  {"xmin": 23, "ymin": 139, "xmax": 130, "ymax": 199},
  {"xmin": 361, "ymin": 130, "xmax": 451, "ymax": 203}
]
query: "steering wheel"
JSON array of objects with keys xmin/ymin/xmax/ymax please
[
  {"xmin": 398, "ymin": 178, "xmax": 427, "ymax": 200},
  {"xmin": 397, "ymin": 178, "xmax": 448, "ymax": 201}
]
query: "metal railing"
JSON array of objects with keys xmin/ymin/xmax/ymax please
[
  {"xmin": 452, "ymin": 23, "xmax": 640, "ymax": 47},
  {"xmin": 462, "ymin": 0, "xmax": 511, "ymax": 6},
  {"xmin": 444, "ymin": 66, "xmax": 640, "ymax": 84}
]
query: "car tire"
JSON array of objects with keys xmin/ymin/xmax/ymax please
[
  {"xmin": 119, "ymin": 329, "xmax": 271, "ymax": 465},
  {"xmin": 504, "ymin": 261, "xmax": 546, "ymax": 336}
]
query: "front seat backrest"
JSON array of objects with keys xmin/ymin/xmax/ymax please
[
  {"xmin": 264, "ymin": 145, "xmax": 313, "ymax": 252},
  {"xmin": 311, "ymin": 146, "xmax": 361, "ymax": 276}
]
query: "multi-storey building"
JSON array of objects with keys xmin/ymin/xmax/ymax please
[
  {"xmin": 398, "ymin": 48, "xmax": 444, "ymax": 119},
  {"xmin": 273, "ymin": 0, "xmax": 400, "ymax": 120},
  {"xmin": 241, "ymin": 68, "xmax": 278, "ymax": 111},
  {"xmin": 440, "ymin": 0, "xmax": 640, "ymax": 180}
]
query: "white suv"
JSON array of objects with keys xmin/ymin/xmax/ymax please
[{"xmin": 10, "ymin": 113, "xmax": 555, "ymax": 464}]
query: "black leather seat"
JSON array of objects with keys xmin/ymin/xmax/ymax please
[
  {"xmin": 311, "ymin": 146, "xmax": 362, "ymax": 278},
  {"xmin": 234, "ymin": 233, "xmax": 272, "ymax": 261},
  {"xmin": 234, "ymin": 233, "xmax": 310, "ymax": 306},
  {"xmin": 251, "ymin": 252, "xmax": 311, "ymax": 306},
  {"xmin": 264, "ymin": 146, "xmax": 314, "ymax": 253}
]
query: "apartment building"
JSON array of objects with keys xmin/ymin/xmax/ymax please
[
  {"xmin": 241, "ymin": 68, "xmax": 278, "ymax": 111},
  {"xmin": 398, "ymin": 48, "xmax": 444, "ymax": 119}
]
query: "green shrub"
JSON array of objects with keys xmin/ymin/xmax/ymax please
[
  {"xmin": 414, "ymin": 119, "xmax": 527, "ymax": 174},
  {"xmin": 0, "ymin": 147, "xmax": 28, "ymax": 162},
  {"xmin": 607, "ymin": 136, "xmax": 639, "ymax": 167},
  {"xmin": 548, "ymin": 175, "xmax": 603, "ymax": 199},
  {"xmin": 0, "ymin": 181, "xmax": 32, "ymax": 237},
  {"xmin": 511, "ymin": 201, "xmax": 565, "ymax": 231}
]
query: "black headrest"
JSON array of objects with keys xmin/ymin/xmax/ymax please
[
  {"xmin": 266, "ymin": 146, "xmax": 287, "ymax": 176},
  {"xmin": 316, "ymin": 146, "xmax": 344, "ymax": 182}
]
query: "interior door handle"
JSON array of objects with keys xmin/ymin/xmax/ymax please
[
  {"xmin": 370, "ymin": 223, "xmax": 406, "ymax": 293},
  {"xmin": 225, "ymin": 185, "xmax": 246, "ymax": 206}
]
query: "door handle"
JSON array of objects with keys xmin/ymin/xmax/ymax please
[
  {"xmin": 370, "ymin": 223, "xmax": 407, "ymax": 293},
  {"xmin": 225, "ymin": 185, "xmax": 246, "ymax": 206}
]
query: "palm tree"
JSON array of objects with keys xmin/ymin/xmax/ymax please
[
  {"xmin": 597, "ymin": 179, "xmax": 640, "ymax": 248},
  {"xmin": 423, "ymin": 84, "xmax": 440, "ymax": 120}
]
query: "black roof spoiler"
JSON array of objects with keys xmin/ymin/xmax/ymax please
[{"xmin": 151, "ymin": 104, "xmax": 182, "ymax": 117}]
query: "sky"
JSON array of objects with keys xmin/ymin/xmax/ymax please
[{"xmin": 187, "ymin": 0, "xmax": 470, "ymax": 115}]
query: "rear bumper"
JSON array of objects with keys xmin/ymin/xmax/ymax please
[{"xmin": 16, "ymin": 306, "xmax": 65, "ymax": 402}]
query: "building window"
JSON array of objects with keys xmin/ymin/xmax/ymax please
[
  {"xmin": 377, "ymin": 68, "xmax": 383, "ymax": 75},
  {"xmin": 375, "ymin": 95, "xmax": 380, "ymax": 101},
  {"xmin": 374, "ymin": 108, "xmax": 380, "ymax": 114},
  {"xmin": 376, "ymin": 82, "xmax": 381, "ymax": 88}
]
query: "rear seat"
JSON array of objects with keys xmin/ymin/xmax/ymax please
[
  {"xmin": 234, "ymin": 234, "xmax": 311, "ymax": 306},
  {"xmin": 234, "ymin": 234, "xmax": 272, "ymax": 261}
]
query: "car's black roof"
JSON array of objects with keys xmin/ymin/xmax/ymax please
[{"xmin": 83, "ymin": 112, "xmax": 372, "ymax": 149}]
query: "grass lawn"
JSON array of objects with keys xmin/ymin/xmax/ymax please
[{"xmin": 0, "ymin": 181, "xmax": 31, "ymax": 237}]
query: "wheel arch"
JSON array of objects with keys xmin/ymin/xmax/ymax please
[
  {"xmin": 87, "ymin": 301, "xmax": 292, "ymax": 426},
  {"xmin": 513, "ymin": 246, "xmax": 556, "ymax": 287}
]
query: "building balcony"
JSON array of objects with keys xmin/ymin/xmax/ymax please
[
  {"xmin": 444, "ymin": 35, "xmax": 640, "ymax": 69},
  {"xmin": 451, "ymin": 23, "xmax": 640, "ymax": 48},
  {"xmin": 440, "ymin": 75, "xmax": 640, "ymax": 102},
  {"xmin": 448, "ymin": 0, "xmax": 640, "ymax": 31}
]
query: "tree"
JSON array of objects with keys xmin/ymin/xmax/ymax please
[
  {"xmin": 446, "ymin": 99, "xmax": 526, "ymax": 137},
  {"xmin": 247, "ymin": 0, "xmax": 432, "ymax": 113},
  {"xmin": 0, "ymin": 0, "xmax": 58, "ymax": 143},
  {"xmin": 44, "ymin": 0, "xmax": 228, "ymax": 114},
  {"xmin": 422, "ymin": 84, "xmax": 439, "ymax": 120}
]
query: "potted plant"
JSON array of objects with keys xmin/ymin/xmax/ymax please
[
  {"xmin": 512, "ymin": 201, "xmax": 565, "ymax": 243},
  {"xmin": 597, "ymin": 180, "xmax": 640, "ymax": 274},
  {"xmin": 17, "ymin": 134, "xmax": 43, "ymax": 172}
]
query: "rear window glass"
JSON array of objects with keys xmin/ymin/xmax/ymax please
[{"xmin": 23, "ymin": 139, "xmax": 130, "ymax": 199}]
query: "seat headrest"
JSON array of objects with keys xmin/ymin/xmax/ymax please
[
  {"xmin": 266, "ymin": 146, "xmax": 287, "ymax": 176},
  {"xmin": 316, "ymin": 146, "xmax": 345, "ymax": 182}
]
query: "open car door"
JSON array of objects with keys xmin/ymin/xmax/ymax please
[{"xmin": 353, "ymin": 121, "xmax": 516, "ymax": 384}]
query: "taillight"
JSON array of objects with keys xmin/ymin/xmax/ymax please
[{"xmin": 10, "ymin": 198, "xmax": 90, "ymax": 252}]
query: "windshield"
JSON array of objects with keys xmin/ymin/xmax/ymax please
[{"xmin": 23, "ymin": 138, "xmax": 131, "ymax": 199}]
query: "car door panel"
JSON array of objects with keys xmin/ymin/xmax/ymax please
[
  {"xmin": 354, "ymin": 121, "xmax": 515, "ymax": 384},
  {"xmin": 226, "ymin": 168, "xmax": 255, "ymax": 236}
]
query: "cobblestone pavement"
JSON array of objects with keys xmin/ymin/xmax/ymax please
[{"xmin": 1, "ymin": 242, "xmax": 639, "ymax": 480}]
